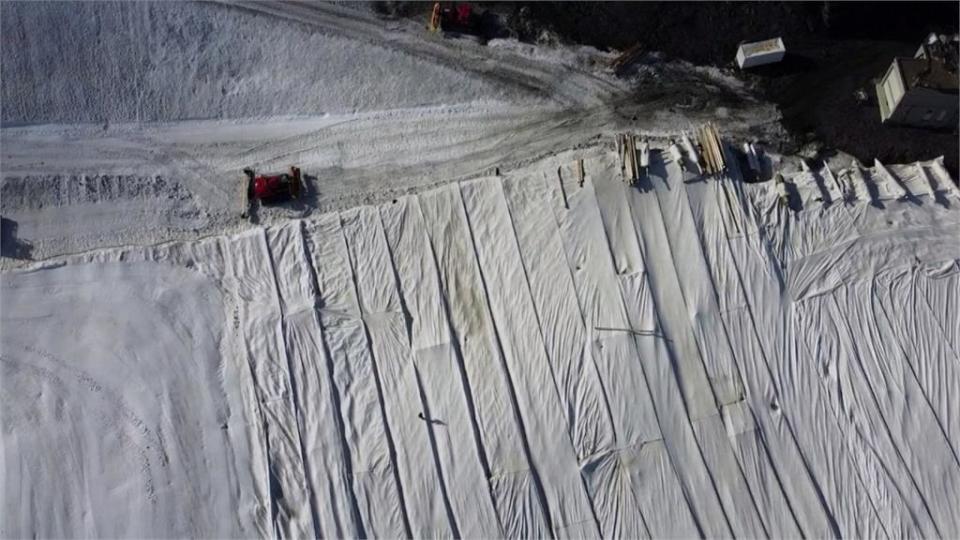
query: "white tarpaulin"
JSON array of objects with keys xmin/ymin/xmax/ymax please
[{"xmin": 3, "ymin": 149, "xmax": 960, "ymax": 538}]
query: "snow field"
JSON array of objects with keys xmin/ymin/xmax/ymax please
[
  {"xmin": 5, "ymin": 1, "xmax": 959, "ymax": 537},
  {"xmin": 0, "ymin": 1, "xmax": 540, "ymax": 125},
  {"xmin": 1, "ymin": 254, "xmax": 255, "ymax": 537},
  {"xmin": 4, "ymin": 145, "xmax": 959, "ymax": 538}
]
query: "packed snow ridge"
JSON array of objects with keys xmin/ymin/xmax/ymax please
[{"xmin": 3, "ymin": 1, "xmax": 960, "ymax": 539}]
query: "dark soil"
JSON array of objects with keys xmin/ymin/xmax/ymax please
[
  {"xmin": 379, "ymin": 2, "xmax": 958, "ymax": 175},
  {"xmin": 520, "ymin": 1, "xmax": 959, "ymax": 176},
  {"xmin": 749, "ymin": 37, "xmax": 957, "ymax": 175}
]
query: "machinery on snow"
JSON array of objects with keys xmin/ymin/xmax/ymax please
[
  {"xmin": 427, "ymin": 2, "xmax": 498, "ymax": 39},
  {"xmin": 243, "ymin": 166, "xmax": 301, "ymax": 217}
]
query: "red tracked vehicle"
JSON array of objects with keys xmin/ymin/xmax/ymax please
[{"xmin": 244, "ymin": 166, "xmax": 301, "ymax": 205}]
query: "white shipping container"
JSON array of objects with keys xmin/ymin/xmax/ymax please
[{"xmin": 736, "ymin": 38, "xmax": 786, "ymax": 69}]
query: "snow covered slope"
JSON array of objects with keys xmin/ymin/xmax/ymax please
[
  {"xmin": 4, "ymin": 146, "xmax": 958, "ymax": 538},
  {"xmin": 0, "ymin": 1, "xmax": 539, "ymax": 123},
  {"xmin": 1, "ymin": 255, "xmax": 259, "ymax": 537},
  {"xmin": 3, "ymin": 1, "xmax": 958, "ymax": 538},
  {"xmin": 1, "ymin": 1, "xmax": 780, "ymax": 263}
]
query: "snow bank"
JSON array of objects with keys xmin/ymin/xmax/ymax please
[
  {"xmin": 4, "ymin": 147, "xmax": 958, "ymax": 538},
  {"xmin": 0, "ymin": 1, "xmax": 537, "ymax": 124}
]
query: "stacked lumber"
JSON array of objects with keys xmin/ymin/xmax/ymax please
[
  {"xmin": 696, "ymin": 123, "xmax": 727, "ymax": 175},
  {"xmin": 616, "ymin": 133, "xmax": 640, "ymax": 184}
]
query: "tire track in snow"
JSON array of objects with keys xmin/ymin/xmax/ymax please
[
  {"xmin": 0, "ymin": 352, "xmax": 162, "ymax": 506},
  {"xmin": 222, "ymin": 0, "xmax": 624, "ymax": 109}
]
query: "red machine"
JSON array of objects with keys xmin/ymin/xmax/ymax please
[
  {"xmin": 428, "ymin": 2, "xmax": 478, "ymax": 34},
  {"xmin": 449, "ymin": 3, "xmax": 473, "ymax": 28},
  {"xmin": 245, "ymin": 166, "xmax": 301, "ymax": 205}
]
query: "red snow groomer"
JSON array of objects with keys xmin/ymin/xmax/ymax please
[
  {"xmin": 245, "ymin": 166, "xmax": 301, "ymax": 205},
  {"xmin": 428, "ymin": 2, "xmax": 478, "ymax": 34}
]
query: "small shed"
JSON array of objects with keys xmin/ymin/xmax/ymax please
[
  {"xmin": 877, "ymin": 35, "xmax": 959, "ymax": 129},
  {"xmin": 735, "ymin": 38, "xmax": 786, "ymax": 69}
]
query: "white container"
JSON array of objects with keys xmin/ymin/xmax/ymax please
[{"xmin": 736, "ymin": 38, "xmax": 786, "ymax": 69}]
